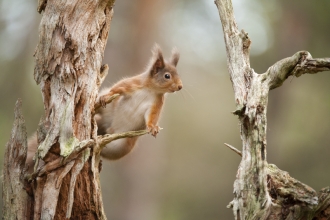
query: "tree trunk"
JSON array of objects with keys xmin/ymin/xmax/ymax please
[
  {"xmin": 33, "ymin": 1, "xmax": 117, "ymax": 218},
  {"xmin": 215, "ymin": 0, "xmax": 330, "ymax": 219},
  {"xmin": 2, "ymin": 0, "xmax": 123, "ymax": 219}
]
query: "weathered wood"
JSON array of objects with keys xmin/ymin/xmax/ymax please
[
  {"xmin": 215, "ymin": 0, "xmax": 330, "ymax": 219},
  {"xmin": 31, "ymin": 0, "xmax": 116, "ymax": 219},
  {"xmin": 214, "ymin": 0, "xmax": 251, "ymax": 112},
  {"xmin": 2, "ymin": 99, "xmax": 32, "ymax": 220},
  {"xmin": 215, "ymin": 1, "xmax": 270, "ymax": 219}
]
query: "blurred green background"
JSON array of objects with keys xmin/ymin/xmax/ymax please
[{"xmin": 1, "ymin": 0, "xmax": 330, "ymax": 219}]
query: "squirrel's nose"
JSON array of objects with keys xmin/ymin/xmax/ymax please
[{"xmin": 178, "ymin": 85, "xmax": 182, "ymax": 90}]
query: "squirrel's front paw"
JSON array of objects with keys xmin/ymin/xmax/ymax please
[{"xmin": 147, "ymin": 125, "xmax": 162, "ymax": 137}]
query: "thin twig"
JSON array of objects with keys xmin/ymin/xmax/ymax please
[
  {"xmin": 94, "ymin": 93, "xmax": 120, "ymax": 111},
  {"xmin": 98, "ymin": 130, "xmax": 149, "ymax": 149},
  {"xmin": 224, "ymin": 143, "xmax": 242, "ymax": 157}
]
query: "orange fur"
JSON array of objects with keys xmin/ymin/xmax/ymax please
[{"xmin": 146, "ymin": 94, "xmax": 164, "ymax": 136}]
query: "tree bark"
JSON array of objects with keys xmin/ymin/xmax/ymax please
[
  {"xmin": 2, "ymin": 100, "xmax": 32, "ymax": 219},
  {"xmin": 32, "ymin": 1, "xmax": 116, "ymax": 218},
  {"xmin": 2, "ymin": 1, "xmax": 148, "ymax": 219},
  {"xmin": 215, "ymin": 0, "xmax": 330, "ymax": 219}
]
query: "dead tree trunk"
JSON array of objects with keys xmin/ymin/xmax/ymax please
[
  {"xmin": 3, "ymin": 0, "xmax": 148, "ymax": 219},
  {"xmin": 215, "ymin": 0, "xmax": 330, "ymax": 219},
  {"xmin": 32, "ymin": 1, "xmax": 116, "ymax": 218}
]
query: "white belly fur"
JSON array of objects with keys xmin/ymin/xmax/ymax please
[
  {"xmin": 102, "ymin": 89, "xmax": 156, "ymax": 133},
  {"xmin": 100, "ymin": 89, "xmax": 156, "ymax": 159}
]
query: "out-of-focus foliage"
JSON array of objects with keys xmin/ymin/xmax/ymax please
[{"xmin": 0, "ymin": 0, "xmax": 330, "ymax": 219}]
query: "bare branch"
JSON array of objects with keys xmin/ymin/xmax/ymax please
[
  {"xmin": 293, "ymin": 57, "xmax": 330, "ymax": 76},
  {"xmin": 266, "ymin": 51, "xmax": 330, "ymax": 90},
  {"xmin": 98, "ymin": 130, "xmax": 149, "ymax": 149},
  {"xmin": 94, "ymin": 93, "xmax": 120, "ymax": 110},
  {"xmin": 224, "ymin": 143, "xmax": 242, "ymax": 157}
]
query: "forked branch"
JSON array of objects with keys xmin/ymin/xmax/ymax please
[{"xmin": 215, "ymin": 0, "xmax": 330, "ymax": 219}]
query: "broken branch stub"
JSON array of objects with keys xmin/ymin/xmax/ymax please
[{"xmin": 3, "ymin": 100, "xmax": 31, "ymax": 219}]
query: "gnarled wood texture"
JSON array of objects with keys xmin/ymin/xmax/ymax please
[
  {"xmin": 32, "ymin": 0, "xmax": 115, "ymax": 219},
  {"xmin": 2, "ymin": 100, "xmax": 32, "ymax": 219},
  {"xmin": 215, "ymin": 0, "xmax": 330, "ymax": 219}
]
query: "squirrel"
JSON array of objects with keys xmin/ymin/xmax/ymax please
[
  {"xmin": 26, "ymin": 44, "xmax": 182, "ymax": 170},
  {"xmin": 96, "ymin": 44, "xmax": 182, "ymax": 160}
]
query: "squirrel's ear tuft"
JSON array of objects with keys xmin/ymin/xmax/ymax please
[
  {"xmin": 149, "ymin": 43, "xmax": 165, "ymax": 75},
  {"xmin": 170, "ymin": 47, "xmax": 180, "ymax": 67}
]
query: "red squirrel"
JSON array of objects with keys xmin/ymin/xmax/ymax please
[
  {"xmin": 97, "ymin": 44, "xmax": 182, "ymax": 160},
  {"xmin": 26, "ymin": 44, "xmax": 182, "ymax": 170}
]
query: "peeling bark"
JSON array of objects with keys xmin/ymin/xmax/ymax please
[
  {"xmin": 28, "ymin": 1, "xmax": 117, "ymax": 218},
  {"xmin": 0, "ymin": 0, "xmax": 126, "ymax": 219},
  {"xmin": 215, "ymin": 0, "xmax": 330, "ymax": 219}
]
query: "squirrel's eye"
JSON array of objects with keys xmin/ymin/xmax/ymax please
[{"xmin": 164, "ymin": 74, "xmax": 171, "ymax": 79}]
